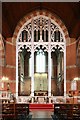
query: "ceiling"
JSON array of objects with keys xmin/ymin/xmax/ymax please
[{"xmin": 2, "ymin": 2, "xmax": 80, "ymax": 39}]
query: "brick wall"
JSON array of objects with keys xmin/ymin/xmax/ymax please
[{"xmin": 0, "ymin": 37, "xmax": 16, "ymax": 94}]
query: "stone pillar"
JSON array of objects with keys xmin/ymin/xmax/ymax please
[
  {"xmin": 31, "ymin": 19, "xmax": 34, "ymax": 97},
  {"xmin": 64, "ymin": 45, "xmax": 66, "ymax": 98},
  {"xmin": 31, "ymin": 50, "xmax": 34, "ymax": 97},
  {"xmin": 48, "ymin": 19, "xmax": 51, "ymax": 97},
  {"xmin": 48, "ymin": 46, "xmax": 51, "ymax": 96}
]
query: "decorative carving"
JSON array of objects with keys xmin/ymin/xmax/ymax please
[
  {"xmin": 34, "ymin": 17, "xmax": 49, "ymax": 31},
  {"xmin": 18, "ymin": 44, "xmax": 32, "ymax": 52},
  {"xmin": 51, "ymin": 43, "xmax": 64, "ymax": 52},
  {"xmin": 18, "ymin": 23, "xmax": 32, "ymax": 42},
  {"xmin": 33, "ymin": 43, "xmax": 49, "ymax": 52},
  {"xmin": 18, "ymin": 16, "xmax": 64, "ymax": 43}
]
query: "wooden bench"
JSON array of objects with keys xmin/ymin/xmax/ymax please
[
  {"xmin": 15, "ymin": 103, "xmax": 29, "ymax": 119},
  {"xmin": 0, "ymin": 103, "xmax": 29, "ymax": 120},
  {"xmin": 52, "ymin": 104, "xmax": 80, "ymax": 120}
]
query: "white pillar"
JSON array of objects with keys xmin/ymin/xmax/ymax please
[
  {"xmin": 31, "ymin": 19, "xmax": 34, "ymax": 97},
  {"xmin": 48, "ymin": 46, "xmax": 51, "ymax": 96},
  {"xmin": 48, "ymin": 19, "xmax": 51, "ymax": 97},
  {"xmin": 64, "ymin": 45, "xmax": 66, "ymax": 98},
  {"xmin": 31, "ymin": 50, "xmax": 34, "ymax": 96}
]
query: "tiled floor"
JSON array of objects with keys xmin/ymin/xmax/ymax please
[{"xmin": 30, "ymin": 109, "xmax": 53, "ymax": 119}]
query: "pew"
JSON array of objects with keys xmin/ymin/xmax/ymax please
[
  {"xmin": 0, "ymin": 102, "xmax": 29, "ymax": 120},
  {"xmin": 15, "ymin": 103, "xmax": 29, "ymax": 120},
  {"xmin": 2, "ymin": 103, "xmax": 15, "ymax": 120},
  {"xmin": 52, "ymin": 104, "xmax": 80, "ymax": 120}
]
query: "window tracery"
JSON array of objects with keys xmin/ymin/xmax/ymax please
[{"xmin": 18, "ymin": 16, "xmax": 64, "ymax": 43}]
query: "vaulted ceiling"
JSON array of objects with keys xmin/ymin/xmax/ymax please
[{"xmin": 2, "ymin": 2, "xmax": 80, "ymax": 39}]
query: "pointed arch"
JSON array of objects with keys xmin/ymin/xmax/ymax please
[
  {"xmin": 14, "ymin": 10, "xmax": 69, "ymax": 99},
  {"xmin": 12, "ymin": 10, "xmax": 69, "ymax": 45}
]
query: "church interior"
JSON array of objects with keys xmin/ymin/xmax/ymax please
[{"xmin": 0, "ymin": 2, "xmax": 80, "ymax": 119}]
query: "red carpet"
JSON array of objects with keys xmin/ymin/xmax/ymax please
[{"xmin": 29, "ymin": 103, "xmax": 53, "ymax": 110}]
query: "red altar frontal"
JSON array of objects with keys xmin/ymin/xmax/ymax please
[{"xmin": 29, "ymin": 103, "xmax": 53, "ymax": 110}]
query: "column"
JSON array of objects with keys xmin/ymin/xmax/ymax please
[
  {"xmin": 48, "ymin": 46, "xmax": 51, "ymax": 96},
  {"xmin": 31, "ymin": 19, "xmax": 34, "ymax": 97},
  {"xmin": 31, "ymin": 50, "xmax": 34, "ymax": 96},
  {"xmin": 64, "ymin": 44, "xmax": 66, "ymax": 99},
  {"xmin": 48, "ymin": 19, "xmax": 51, "ymax": 96}
]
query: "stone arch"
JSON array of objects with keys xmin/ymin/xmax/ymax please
[{"xmin": 12, "ymin": 10, "xmax": 69, "ymax": 45}]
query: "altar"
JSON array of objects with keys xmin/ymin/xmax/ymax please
[
  {"xmin": 34, "ymin": 91, "xmax": 48, "ymax": 96},
  {"xmin": 32, "ymin": 96, "xmax": 49, "ymax": 103}
]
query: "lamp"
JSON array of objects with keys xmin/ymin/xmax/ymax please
[
  {"xmin": 71, "ymin": 80, "xmax": 76, "ymax": 91},
  {"xmin": 1, "ymin": 76, "xmax": 9, "ymax": 90},
  {"xmin": 70, "ymin": 80, "xmax": 77, "ymax": 104},
  {"xmin": 1, "ymin": 76, "xmax": 9, "ymax": 82}
]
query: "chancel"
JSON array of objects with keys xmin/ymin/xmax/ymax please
[{"xmin": 0, "ymin": 2, "xmax": 80, "ymax": 120}]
